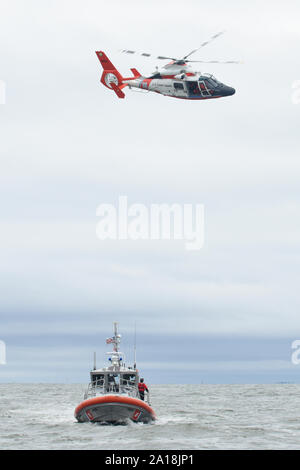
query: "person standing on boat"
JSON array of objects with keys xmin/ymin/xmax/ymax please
[{"xmin": 138, "ymin": 378, "xmax": 149, "ymax": 401}]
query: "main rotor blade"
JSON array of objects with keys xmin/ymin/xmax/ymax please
[
  {"xmin": 120, "ymin": 50, "xmax": 177, "ymax": 60},
  {"xmin": 156, "ymin": 56, "xmax": 177, "ymax": 60},
  {"xmin": 182, "ymin": 31, "xmax": 225, "ymax": 60},
  {"xmin": 186, "ymin": 59, "xmax": 242, "ymax": 64}
]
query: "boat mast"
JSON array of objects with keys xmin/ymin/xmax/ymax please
[
  {"xmin": 106, "ymin": 322, "xmax": 124, "ymax": 369},
  {"xmin": 113, "ymin": 321, "xmax": 120, "ymax": 352}
]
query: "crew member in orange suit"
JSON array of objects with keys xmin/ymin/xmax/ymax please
[{"xmin": 138, "ymin": 378, "xmax": 149, "ymax": 401}]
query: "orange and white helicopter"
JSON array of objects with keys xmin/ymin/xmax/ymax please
[{"xmin": 96, "ymin": 32, "xmax": 239, "ymax": 100}]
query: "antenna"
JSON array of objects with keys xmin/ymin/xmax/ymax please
[
  {"xmin": 93, "ymin": 351, "xmax": 97, "ymax": 370},
  {"xmin": 134, "ymin": 321, "xmax": 137, "ymax": 369},
  {"xmin": 113, "ymin": 321, "xmax": 119, "ymax": 352}
]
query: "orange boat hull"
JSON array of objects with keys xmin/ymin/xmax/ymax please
[{"xmin": 75, "ymin": 395, "xmax": 156, "ymax": 424}]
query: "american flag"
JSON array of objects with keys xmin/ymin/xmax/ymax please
[{"xmin": 106, "ymin": 337, "xmax": 114, "ymax": 344}]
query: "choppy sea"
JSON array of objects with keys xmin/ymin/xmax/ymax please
[{"xmin": 1, "ymin": 384, "xmax": 300, "ymax": 450}]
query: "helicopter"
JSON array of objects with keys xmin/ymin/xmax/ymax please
[{"xmin": 96, "ymin": 32, "xmax": 240, "ymax": 100}]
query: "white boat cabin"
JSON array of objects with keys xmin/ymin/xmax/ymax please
[{"xmin": 88, "ymin": 368, "xmax": 139, "ymax": 395}]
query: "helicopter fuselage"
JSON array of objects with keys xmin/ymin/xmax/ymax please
[{"xmin": 124, "ymin": 73, "xmax": 235, "ymax": 100}]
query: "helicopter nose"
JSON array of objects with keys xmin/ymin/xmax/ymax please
[{"xmin": 222, "ymin": 86, "xmax": 235, "ymax": 96}]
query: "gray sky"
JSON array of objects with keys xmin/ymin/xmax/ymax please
[{"xmin": 1, "ymin": 0, "xmax": 300, "ymax": 382}]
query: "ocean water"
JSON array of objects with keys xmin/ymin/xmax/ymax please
[{"xmin": 0, "ymin": 383, "xmax": 300, "ymax": 450}]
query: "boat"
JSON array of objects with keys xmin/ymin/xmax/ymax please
[{"xmin": 74, "ymin": 322, "xmax": 156, "ymax": 424}]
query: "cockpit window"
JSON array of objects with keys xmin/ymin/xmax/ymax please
[
  {"xmin": 200, "ymin": 74, "xmax": 222, "ymax": 87},
  {"xmin": 206, "ymin": 78, "xmax": 218, "ymax": 88}
]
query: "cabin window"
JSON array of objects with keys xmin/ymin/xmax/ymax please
[
  {"xmin": 108, "ymin": 373, "xmax": 119, "ymax": 384},
  {"xmin": 174, "ymin": 82, "xmax": 184, "ymax": 90},
  {"xmin": 92, "ymin": 374, "xmax": 104, "ymax": 384},
  {"xmin": 187, "ymin": 82, "xmax": 199, "ymax": 94},
  {"xmin": 121, "ymin": 374, "xmax": 136, "ymax": 386},
  {"xmin": 107, "ymin": 374, "xmax": 120, "ymax": 392},
  {"xmin": 198, "ymin": 81, "xmax": 210, "ymax": 96}
]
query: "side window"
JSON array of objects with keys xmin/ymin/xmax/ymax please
[{"xmin": 174, "ymin": 82, "xmax": 184, "ymax": 90}]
